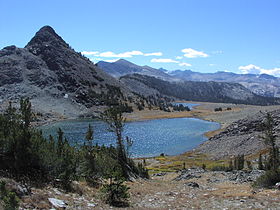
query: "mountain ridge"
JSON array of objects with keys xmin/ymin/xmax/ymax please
[
  {"xmin": 0, "ymin": 26, "xmax": 137, "ymax": 117},
  {"xmin": 97, "ymin": 59, "xmax": 178, "ymax": 81},
  {"xmin": 170, "ymin": 69, "xmax": 280, "ymax": 97},
  {"xmin": 98, "ymin": 59, "xmax": 280, "ymax": 98},
  {"xmin": 120, "ymin": 74, "xmax": 280, "ymax": 105}
]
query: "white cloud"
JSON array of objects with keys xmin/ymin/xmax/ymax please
[
  {"xmin": 90, "ymin": 57, "xmax": 101, "ymax": 61},
  {"xmin": 151, "ymin": 58, "xmax": 179, "ymax": 63},
  {"xmin": 103, "ymin": 59, "xmax": 119, "ymax": 63},
  {"xmin": 182, "ymin": 48, "xmax": 208, "ymax": 58},
  {"xmin": 81, "ymin": 51, "xmax": 99, "ymax": 55},
  {"xmin": 82, "ymin": 50, "xmax": 163, "ymax": 58},
  {"xmin": 150, "ymin": 58, "xmax": 192, "ymax": 67},
  {"xmin": 239, "ymin": 64, "xmax": 280, "ymax": 77},
  {"xmin": 239, "ymin": 64, "xmax": 262, "ymax": 74},
  {"xmin": 98, "ymin": 50, "xmax": 144, "ymax": 58},
  {"xmin": 179, "ymin": 62, "xmax": 192, "ymax": 67},
  {"xmin": 209, "ymin": 64, "xmax": 216, "ymax": 66},
  {"xmin": 175, "ymin": 56, "xmax": 183, "ymax": 60},
  {"xmin": 144, "ymin": 52, "xmax": 163, "ymax": 56}
]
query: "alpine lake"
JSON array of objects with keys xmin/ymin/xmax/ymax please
[{"xmin": 41, "ymin": 103, "xmax": 220, "ymax": 158}]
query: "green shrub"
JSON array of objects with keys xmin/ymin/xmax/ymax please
[
  {"xmin": 100, "ymin": 180, "xmax": 130, "ymax": 207},
  {"xmin": 210, "ymin": 165, "xmax": 231, "ymax": 171},
  {"xmin": 0, "ymin": 181, "xmax": 20, "ymax": 210},
  {"xmin": 233, "ymin": 155, "xmax": 244, "ymax": 170},
  {"xmin": 214, "ymin": 107, "xmax": 222, "ymax": 112},
  {"xmin": 254, "ymin": 169, "xmax": 280, "ymax": 188}
]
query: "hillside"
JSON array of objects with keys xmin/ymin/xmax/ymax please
[
  {"xmin": 120, "ymin": 74, "xmax": 280, "ymax": 105},
  {"xmin": 97, "ymin": 59, "xmax": 177, "ymax": 81},
  {"xmin": 170, "ymin": 70, "xmax": 280, "ymax": 97},
  {"xmin": 0, "ymin": 26, "xmax": 138, "ymax": 117},
  {"xmin": 197, "ymin": 109, "xmax": 280, "ymax": 159}
]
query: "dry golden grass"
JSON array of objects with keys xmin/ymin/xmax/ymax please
[
  {"xmin": 144, "ymin": 151, "xmax": 228, "ymax": 174},
  {"xmin": 124, "ymin": 101, "xmax": 227, "ymax": 122}
]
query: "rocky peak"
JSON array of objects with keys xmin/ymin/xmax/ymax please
[
  {"xmin": 23, "ymin": 26, "xmax": 79, "ymax": 72},
  {"xmin": 25, "ymin": 25, "xmax": 69, "ymax": 55},
  {"xmin": 114, "ymin": 59, "xmax": 135, "ymax": 65}
]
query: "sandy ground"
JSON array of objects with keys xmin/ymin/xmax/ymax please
[
  {"xmin": 20, "ymin": 170, "xmax": 280, "ymax": 210},
  {"xmin": 126, "ymin": 172, "xmax": 280, "ymax": 210}
]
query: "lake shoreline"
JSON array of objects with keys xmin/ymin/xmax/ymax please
[
  {"xmin": 36, "ymin": 101, "xmax": 240, "ymax": 159},
  {"xmin": 36, "ymin": 102, "xmax": 280, "ymax": 159}
]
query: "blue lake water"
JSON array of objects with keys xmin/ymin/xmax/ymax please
[{"xmin": 41, "ymin": 117, "xmax": 220, "ymax": 158}]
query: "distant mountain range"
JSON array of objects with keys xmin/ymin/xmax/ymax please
[
  {"xmin": 170, "ymin": 70, "xmax": 280, "ymax": 97},
  {"xmin": 120, "ymin": 74, "xmax": 279, "ymax": 105},
  {"xmin": 97, "ymin": 59, "xmax": 178, "ymax": 81},
  {"xmin": 98, "ymin": 59, "xmax": 280, "ymax": 98}
]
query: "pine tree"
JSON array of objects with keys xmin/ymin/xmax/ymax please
[
  {"xmin": 83, "ymin": 124, "xmax": 96, "ymax": 184},
  {"xmin": 258, "ymin": 154, "xmax": 264, "ymax": 170},
  {"xmin": 101, "ymin": 107, "xmax": 129, "ymax": 178},
  {"xmin": 85, "ymin": 124, "xmax": 93, "ymax": 147},
  {"xmin": 14, "ymin": 98, "xmax": 33, "ymax": 174},
  {"xmin": 261, "ymin": 113, "xmax": 279, "ymax": 170},
  {"xmin": 57, "ymin": 128, "xmax": 64, "ymax": 157}
]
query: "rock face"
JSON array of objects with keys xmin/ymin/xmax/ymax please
[
  {"xmin": 175, "ymin": 168, "xmax": 265, "ymax": 184},
  {"xmin": 120, "ymin": 74, "xmax": 280, "ymax": 105},
  {"xmin": 0, "ymin": 26, "xmax": 134, "ymax": 116},
  {"xmin": 197, "ymin": 109, "xmax": 280, "ymax": 159}
]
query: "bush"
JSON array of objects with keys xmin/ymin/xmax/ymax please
[
  {"xmin": 100, "ymin": 180, "xmax": 130, "ymax": 207},
  {"xmin": 0, "ymin": 181, "xmax": 20, "ymax": 210},
  {"xmin": 214, "ymin": 107, "xmax": 222, "ymax": 112},
  {"xmin": 254, "ymin": 169, "xmax": 280, "ymax": 188},
  {"xmin": 210, "ymin": 165, "xmax": 232, "ymax": 172},
  {"xmin": 233, "ymin": 155, "xmax": 245, "ymax": 170}
]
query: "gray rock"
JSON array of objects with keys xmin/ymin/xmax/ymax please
[
  {"xmin": 153, "ymin": 172, "xmax": 167, "ymax": 177},
  {"xmin": 48, "ymin": 198, "xmax": 67, "ymax": 208},
  {"xmin": 228, "ymin": 170, "xmax": 265, "ymax": 183},
  {"xmin": 275, "ymin": 182, "xmax": 280, "ymax": 190},
  {"xmin": 185, "ymin": 182, "xmax": 199, "ymax": 188},
  {"xmin": 174, "ymin": 168, "xmax": 204, "ymax": 181}
]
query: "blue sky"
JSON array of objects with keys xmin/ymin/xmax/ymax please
[{"xmin": 1, "ymin": 0, "xmax": 280, "ymax": 76}]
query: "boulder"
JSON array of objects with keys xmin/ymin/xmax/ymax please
[
  {"xmin": 185, "ymin": 182, "xmax": 199, "ymax": 188},
  {"xmin": 48, "ymin": 198, "xmax": 67, "ymax": 209}
]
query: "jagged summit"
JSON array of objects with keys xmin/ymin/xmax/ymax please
[
  {"xmin": 25, "ymin": 25, "xmax": 68, "ymax": 51},
  {"xmin": 38, "ymin": 25, "xmax": 56, "ymax": 34}
]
